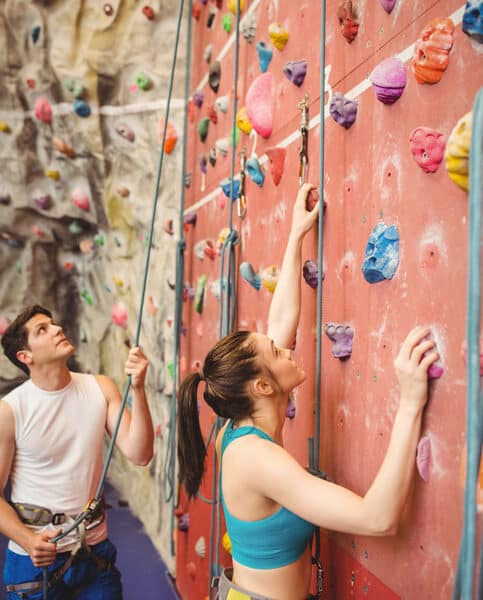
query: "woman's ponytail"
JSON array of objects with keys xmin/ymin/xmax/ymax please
[{"xmin": 177, "ymin": 371, "xmax": 206, "ymax": 498}]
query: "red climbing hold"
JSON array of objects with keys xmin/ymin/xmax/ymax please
[
  {"xmin": 142, "ymin": 5, "xmax": 155, "ymax": 20},
  {"xmin": 265, "ymin": 147, "xmax": 286, "ymax": 186}
]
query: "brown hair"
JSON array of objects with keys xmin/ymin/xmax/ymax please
[
  {"xmin": 1, "ymin": 305, "xmax": 52, "ymax": 375},
  {"xmin": 177, "ymin": 330, "xmax": 263, "ymax": 498}
]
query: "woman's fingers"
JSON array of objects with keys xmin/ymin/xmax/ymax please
[
  {"xmin": 399, "ymin": 326, "xmax": 429, "ymax": 361},
  {"xmin": 410, "ymin": 339, "xmax": 435, "ymax": 364}
]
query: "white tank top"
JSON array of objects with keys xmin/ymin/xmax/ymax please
[{"xmin": 4, "ymin": 372, "xmax": 108, "ymax": 554}]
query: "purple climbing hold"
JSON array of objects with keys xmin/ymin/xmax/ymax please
[
  {"xmin": 286, "ymin": 397, "xmax": 296, "ymax": 419},
  {"xmin": 329, "ymin": 93, "xmax": 358, "ymax": 129},
  {"xmin": 324, "ymin": 323, "xmax": 354, "ymax": 359},
  {"xmin": 34, "ymin": 193, "xmax": 51, "ymax": 210},
  {"xmin": 283, "ymin": 60, "xmax": 307, "ymax": 87},
  {"xmin": 303, "ymin": 260, "xmax": 324, "ymax": 288},
  {"xmin": 370, "ymin": 57, "xmax": 407, "ymax": 104},
  {"xmin": 184, "ymin": 212, "xmax": 197, "ymax": 226},
  {"xmin": 199, "ymin": 154, "xmax": 208, "ymax": 174},
  {"xmin": 416, "ymin": 436, "xmax": 431, "ymax": 482},
  {"xmin": 380, "ymin": 0, "xmax": 397, "ymax": 13},
  {"xmin": 362, "ymin": 223, "xmax": 399, "ymax": 283},
  {"xmin": 240, "ymin": 262, "xmax": 261, "ymax": 290},
  {"xmin": 193, "ymin": 90, "xmax": 204, "ymax": 108}
]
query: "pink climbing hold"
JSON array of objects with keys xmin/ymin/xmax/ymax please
[
  {"xmin": 424, "ymin": 331, "xmax": 444, "ymax": 379},
  {"xmin": 246, "ymin": 73, "xmax": 273, "ymax": 139},
  {"xmin": 0, "ymin": 317, "xmax": 11, "ymax": 336},
  {"xmin": 409, "ymin": 127, "xmax": 446, "ymax": 173},
  {"xmin": 416, "ymin": 436, "xmax": 431, "ymax": 482},
  {"xmin": 72, "ymin": 189, "xmax": 90, "ymax": 211},
  {"xmin": 34, "ymin": 96, "xmax": 53, "ymax": 124},
  {"xmin": 380, "ymin": 0, "xmax": 397, "ymax": 13},
  {"xmin": 370, "ymin": 57, "xmax": 407, "ymax": 104},
  {"xmin": 265, "ymin": 147, "xmax": 286, "ymax": 186},
  {"xmin": 112, "ymin": 302, "xmax": 128, "ymax": 328}
]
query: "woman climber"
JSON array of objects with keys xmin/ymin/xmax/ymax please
[{"xmin": 177, "ymin": 183, "xmax": 439, "ymax": 600}]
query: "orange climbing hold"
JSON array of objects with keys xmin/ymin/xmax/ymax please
[
  {"xmin": 53, "ymin": 137, "xmax": 75, "ymax": 158},
  {"xmin": 159, "ymin": 119, "xmax": 178, "ymax": 154},
  {"xmin": 265, "ymin": 147, "xmax": 286, "ymax": 186},
  {"xmin": 412, "ymin": 18, "xmax": 455, "ymax": 84},
  {"xmin": 337, "ymin": 0, "xmax": 359, "ymax": 43}
]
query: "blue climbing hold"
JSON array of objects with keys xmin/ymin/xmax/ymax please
[
  {"xmin": 31, "ymin": 26, "xmax": 41, "ymax": 44},
  {"xmin": 73, "ymin": 100, "xmax": 91, "ymax": 118},
  {"xmin": 462, "ymin": 1, "xmax": 483, "ymax": 43},
  {"xmin": 246, "ymin": 157, "xmax": 265, "ymax": 187},
  {"xmin": 220, "ymin": 178, "xmax": 240, "ymax": 200},
  {"xmin": 362, "ymin": 223, "xmax": 399, "ymax": 283},
  {"xmin": 240, "ymin": 262, "xmax": 261, "ymax": 290},
  {"xmin": 256, "ymin": 41, "xmax": 273, "ymax": 73}
]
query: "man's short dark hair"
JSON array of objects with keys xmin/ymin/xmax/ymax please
[{"xmin": 1, "ymin": 305, "xmax": 52, "ymax": 375}]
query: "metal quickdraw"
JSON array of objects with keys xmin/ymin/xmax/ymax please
[
  {"xmin": 298, "ymin": 94, "xmax": 309, "ymax": 185},
  {"xmin": 237, "ymin": 147, "xmax": 247, "ymax": 219}
]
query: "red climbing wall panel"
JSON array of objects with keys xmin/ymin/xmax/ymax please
[{"xmin": 176, "ymin": 1, "xmax": 482, "ymax": 599}]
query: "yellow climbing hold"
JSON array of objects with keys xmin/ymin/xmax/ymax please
[
  {"xmin": 0, "ymin": 121, "xmax": 10, "ymax": 133},
  {"xmin": 261, "ymin": 265, "xmax": 280, "ymax": 293},
  {"xmin": 236, "ymin": 106, "xmax": 252, "ymax": 135},
  {"xmin": 227, "ymin": 0, "xmax": 244, "ymax": 15},
  {"xmin": 45, "ymin": 169, "xmax": 60, "ymax": 180},
  {"xmin": 222, "ymin": 531, "xmax": 232, "ymax": 555},
  {"xmin": 445, "ymin": 111, "xmax": 472, "ymax": 192},
  {"xmin": 113, "ymin": 275, "xmax": 124, "ymax": 288},
  {"xmin": 269, "ymin": 23, "xmax": 289, "ymax": 51}
]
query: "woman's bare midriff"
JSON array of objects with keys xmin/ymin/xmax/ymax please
[{"xmin": 232, "ymin": 545, "xmax": 312, "ymax": 600}]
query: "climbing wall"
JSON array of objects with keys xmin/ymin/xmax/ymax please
[{"xmin": 176, "ymin": 1, "xmax": 483, "ymax": 599}]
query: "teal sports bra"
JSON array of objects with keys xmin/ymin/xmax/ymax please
[{"xmin": 220, "ymin": 420, "xmax": 315, "ymax": 569}]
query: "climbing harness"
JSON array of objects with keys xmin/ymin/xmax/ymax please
[
  {"xmin": 238, "ymin": 146, "xmax": 247, "ymax": 219},
  {"xmin": 33, "ymin": 1, "xmax": 188, "ymax": 597},
  {"xmin": 298, "ymin": 94, "xmax": 310, "ymax": 185},
  {"xmin": 452, "ymin": 87, "xmax": 483, "ymax": 600},
  {"xmin": 163, "ymin": 0, "xmax": 193, "ymax": 559}
]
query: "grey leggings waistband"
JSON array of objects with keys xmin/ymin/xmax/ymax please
[{"xmin": 215, "ymin": 568, "xmax": 274, "ymax": 600}]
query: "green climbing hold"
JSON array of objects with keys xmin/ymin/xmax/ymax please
[
  {"xmin": 135, "ymin": 72, "xmax": 151, "ymax": 91},
  {"xmin": 197, "ymin": 117, "xmax": 210, "ymax": 143},
  {"xmin": 94, "ymin": 233, "xmax": 105, "ymax": 246},
  {"xmin": 194, "ymin": 274, "xmax": 207, "ymax": 314},
  {"xmin": 68, "ymin": 221, "xmax": 82, "ymax": 235},
  {"xmin": 64, "ymin": 78, "xmax": 85, "ymax": 99},
  {"xmin": 223, "ymin": 14, "xmax": 232, "ymax": 33},
  {"xmin": 167, "ymin": 362, "xmax": 175, "ymax": 381},
  {"xmin": 230, "ymin": 125, "xmax": 239, "ymax": 147},
  {"xmin": 81, "ymin": 289, "xmax": 93, "ymax": 305}
]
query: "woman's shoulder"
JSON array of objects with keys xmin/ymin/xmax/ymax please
[{"xmin": 215, "ymin": 420, "xmax": 231, "ymax": 459}]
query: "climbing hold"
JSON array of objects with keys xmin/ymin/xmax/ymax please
[
  {"xmin": 53, "ymin": 137, "xmax": 75, "ymax": 158},
  {"xmin": 115, "ymin": 122, "xmax": 135, "ymax": 142},
  {"xmin": 217, "ymin": 227, "xmax": 230, "ymax": 248},
  {"xmin": 204, "ymin": 240, "xmax": 216, "ymax": 260},
  {"xmin": 380, "ymin": 0, "xmax": 397, "ymax": 13},
  {"xmin": 159, "ymin": 119, "xmax": 178, "ymax": 153},
  {"xmin": 223, "ymin": 13, "xmax": 232, "ymax": 33},
  {"xmin": 196, "ymin": 117, "xmax": 210, "ymax": 142},
  {"xmin": 178, "ymin": 513, "xmax": 190, "ymax": 531},
  {"xmin": 240, "ymin": 262, "xmax": 261, "ymax": 290},
  {"xmin": 208, "ymin": 147, "xmax": 217, "ymax": 167},
  {"xmin": 116, "ymin": 185, "xmax": 130, "ymax": 197},
  {"xmin": 207, "ymin": 5, "xmax": 217, "ymax": 28},
  {"xmin": 236, "ymin": 106, "xmax": 252, "ymax": 134},
  {"xmin": 34, "ymin": 97, "xmax": 53, "ymax": 124},
  {"xmin": 81, "ymin": 289, "xmax": 93, "ymax": 305},
  {"xmin": 31, "ymin": 225, "xmax": 45, "ymax": 238},
  {"xmin": 329, "ymin": 93, "xmax": 358, "ymax": 128},
  {"xmin": 463, "ymin": 1, "xmax": 483, "ymax": 43},
  {"xmin": 193, "ymin": 90, "xmax": 204, "ymax": 108},
  {"xmin": 425, "ymin": 332, "xmax": 444, "ymax": 379},
  {"xmin": 324, "ymin": 323, "xmax": 354, "ymax": 359},
  {"xmin": 45, "ymin": 169, "xmax": 60, "ymax": 181},
  {"xmin": 370, "ymin": 57, "xmax": 406, "ymax": 104},
  {"xmin": 445, "ymin": 111, "xmax": 472, "ymax": 191},
  {"xmin": 163, "ymin": 218, "xmax": 174, "ymax": 235},
  {"xmin": 194, "ymin": 274, "xmax": 207, "ymax": 313},
  {"xmin": 246, "ymin": 73, "xmax": 272, "ymax": 138},
  {"xmin": 135, "ymin": 72, "xmax": 151, "ymax": 91},
  {"xmin": 63, "ymin": 261, "xmax": 74, "ymax": 271},
  {"xmin": 72, "ymin": 189, "xmax": 90, "ymax": 211},
  {"xmin": 222, "ymin": 532, "xmax": 232, "ymax": 555},
  {"xmin": 103, "ymin": 4, "xmax": 114, "ymax": 16},
  {"xmin": 93, "ymin": 233, "xmax": 104, "ymax": 247},
  {"xmin": 268, "ymin": 23, "xmax": 289, "ymax": 51},
  {"xmin": 261, "ymin": 265, "xmax": 279, "ymax": 293},
  {"xmin": 195, "ymin": 537, "xmax": 206, "ymax": 558},
  {"xmin": 246, "ymin": 156, "xmax": 265, "ymax": 187},
  {"xmin": 215, "ymin": 137, "xmax": 229, "ymax": 156},
  {"xmin": 79, "ymin": 239, "xmax": 94, "ymax": 254},
  {"xmin": 412, "ymin": 18, "xmax": 454, "ymax": 84},
  {"xmin": 303, "ymin": 260, "xmax": 324, "ymax": 288},
  {"xmin": 26, "ymin": 78, "xmax": 36, "ymax": 89},
  {"xmin": 362, "ymin": 223, "xmax": 399, "ymax": 283},
  {"xmin": 194, "ymin": 240, "xmax": 206, "ymax": 261},
  {"xmin": 337, "ymin": 1, "xmax": 359, "ymax": 43},
  {"xmin": 0, "ymin": 317, "xmax": 11, "ymax": 336},
  {"xmin": 215, "ymin": 95, "xmax": 229, "ymax": 113},
  {"xmin": 186, "ymin": 562, "xmax": 196, "ymax": 578},
  {"xmin": 142, "ymin": 5, "xmax": 155, "ymax": 20},
  {"xmin": 227, "ymin": 0, "xmax": 244, "ymax": 14},
  {"xmin": 0, "ymin": 121, "xmax": 10, "ymax": 133},
  {"xmin": 192, "ymin": 1, "xmax": 202, "ymax": 20},
  {"xmin": 73, "ymin": 100, "xmax": 91, "ymax": 117},
  {"xmin": 286, "ymin": 397, "xmax": 296, "ymax": 419},
  {"xmin": 184, "ymin": 212, "xmax": 197, "ymax": 226},
  {"xmin": 112, "ymin": 302, "xmax": 128, "ymax": 328},
  {"xmin": 64, "ymin": 79, "xmax": 85, "ymax": 99},
  {"xmin": 33, "ymin": 192, "xmax": 51, "ymax": 210},
  {"xmin": 0, "ymin": 194, "xmax": 11, "ymax": 206},
  {"xmin": 242, "ymin": 13, "xmax": 257, "ymax": 43},
  {"xmin": 409, "ymin": 127, "xmax": 446, "ymax": 173},
  {"xmin": 204, "ymin": 44, "xmax": 213, "ymax": 63},
  {"xmin": 416, "ymin": 436, "xmax": 431, "ymax": 482},
  {"xmin": 209, "ymin": 61, "xmax": 221, "ymax": 93},
  {"xmin": 199, "ymin": 154, "xmax": 208, "ymax": 174},
  {"xmin": 220, "ymin": 178, "xmax": 240, "ymax": 200},
  {"xmin": 265, "ymin": 147, "xmax": 286, "ymax": 185},
  {"xmin": 147, "ymin": 296, "xmax": 158, "ymax": 316},
  {"xmin": 206, "ymin": 104, "xmax": 218, "ymax": 125},
  {"xmin": 283, "ymin": 60, "xmax": 307, "ymax": 87},
  {"xmin": 31, "ymin": 25, "xmax": 41, "ymax": 44},
  {"xmin": 256, "ymin": 42, "xmax": 273, "ymax": 74},
  {"xmin": 184, "ymin": 172, "xmax": 192, "ymax": 188},
  {"xmin": 68, "ymin": 221, "xmax": 82, "ymax": 235}
]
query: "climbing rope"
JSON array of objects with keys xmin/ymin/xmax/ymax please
[
  {"xmin": 163, "ymin": 0, "xmax": 193, "ymax": 559},
  {"xmin": 307, "ymin": 3, "xmax": 327, "ymax": 599},
  {"xmin": 207, "ymin": 3, "xmax": 242, "ymax": 597},
  {"xmin": 43, "ymin": 1, "xmax": 187, "ymax": 596},
  {"xmin": 452, "ymin": 86, "xmax": 483, "ymax": 600}
]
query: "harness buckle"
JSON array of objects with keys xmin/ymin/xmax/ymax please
[{"xmin": 52, "ymin": 513, "xmax": 66, "ymax": 526}]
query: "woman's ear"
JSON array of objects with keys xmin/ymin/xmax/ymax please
[{"xmin": 252, "ymin": 377, "xmax": 274, "ymax": 397}]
